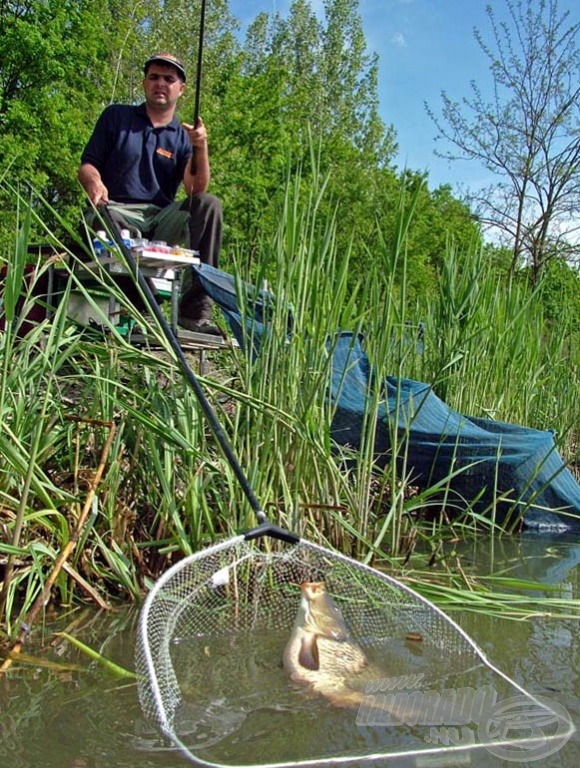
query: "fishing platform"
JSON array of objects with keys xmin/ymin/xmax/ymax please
[{"xmin": 27, "ymin": 239, "xmax": 237, "ymax": 371}]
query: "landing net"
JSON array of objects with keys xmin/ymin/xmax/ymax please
[{"xmin": 135, "ymin": 535, "xmax": 573, "ymax": 767}]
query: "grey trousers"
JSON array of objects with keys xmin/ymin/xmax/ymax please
[{"xmin": 89, "ymin": 193, "xmax": 222, "ymax": 320}]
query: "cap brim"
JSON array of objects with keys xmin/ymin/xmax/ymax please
[{"xmin": 145, "ymin": 56, "xmax": 186, "ymax": 81}]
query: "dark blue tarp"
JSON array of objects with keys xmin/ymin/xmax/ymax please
[
  {"xmin": 330, "ymin": 332, "xmax": 580, "ymax": 531},
  {"xmin": 192, "ymin": 264, "xmax": 292, "ymax": 351},
  {"xmin": 194, "ymin": 264, "xmax": 580, "ymax": 532}
]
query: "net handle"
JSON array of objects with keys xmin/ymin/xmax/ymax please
[{"xmin": 243, "ymin": 520, "xmax": 299, "ymax": 544}]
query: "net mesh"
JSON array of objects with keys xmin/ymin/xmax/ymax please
[{"xmin": 135, "ymin": 535, "xmax": 573, "ymax": 767}]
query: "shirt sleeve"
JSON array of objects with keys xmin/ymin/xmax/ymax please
[{"xmin": 80, "ymin": 106, "xmax": 117, "ymax": 170}]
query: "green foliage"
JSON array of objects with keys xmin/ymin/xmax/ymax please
[
  {"xmin": 1, "ymin": 171, "xmax": 579, "ymax": 632},
  {"xmin": 0, "ymin": 0, "xmax": 115, "ymax": 244},
  {"xmin": 206, "ymin": 0, "xmax": 401, "ymax": 274},
  {"xmin": 540, "ymin": 257, "xmax": 580, "ymax": 343}
]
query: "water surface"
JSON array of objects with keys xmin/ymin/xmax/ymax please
[{"xmin": 1, "ymin": 533, "xmax": 578, "ymax": 768}]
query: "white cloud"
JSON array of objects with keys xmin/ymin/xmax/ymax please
[{"xmin": 391, "ymin": 32, "xmax": 407, "ymax": 47}]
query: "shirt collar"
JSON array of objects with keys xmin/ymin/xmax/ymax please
[{"xmin": 136, "ymin": 102, "xmax": 180, "ymax": 130}]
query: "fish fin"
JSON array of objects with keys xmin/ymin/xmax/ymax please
[{"xmin": 298, "ymin": 635, "xmax": 320, "ymax": 671}]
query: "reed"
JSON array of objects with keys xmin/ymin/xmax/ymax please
[
  {"xmin": 419, "ymin": 245, "xmax": 578, "ymax": 451},
  {"xmin": 0, "ymin": 173, "xmax": 578, "ymax": 633}
]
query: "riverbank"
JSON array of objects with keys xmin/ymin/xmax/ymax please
[{"xmin": 1, "ymin": 184, "xmax": 579, "ymax": 639}]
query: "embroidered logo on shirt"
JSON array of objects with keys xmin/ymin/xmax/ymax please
[{"xmin": 156, "ymin": 147, "xmax": 175, "ymax": 160}]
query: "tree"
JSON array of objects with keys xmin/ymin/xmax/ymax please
[
  {"xmin": 427, "ymin": 0, "xmax": 580, "ymax": 282},
  {"xmin": 0, "ymin": 0, "xmax": 127, "ymax": 246}
]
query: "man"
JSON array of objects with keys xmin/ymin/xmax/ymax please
[{"xmin": 78, "ymin": 52, "xmax": 222, "ymax": 335}]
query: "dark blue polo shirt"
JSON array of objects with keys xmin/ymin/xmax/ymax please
[{"xmin": 81, "ymin": 103, "xmax": 192, "ymax": 208}]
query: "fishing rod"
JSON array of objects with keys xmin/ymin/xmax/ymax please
[
  {"xmin": 194, "ymin": 0, "xmax": 206, "ymax": 127},
  {"xmin": 190, "ymin": 0, "xmax": 207, "ymax": 176}
]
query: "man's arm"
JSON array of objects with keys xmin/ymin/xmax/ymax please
[
  {"xmin": 182, "ymin": 118, "xmax": 210, "ymax": 195},
  {"xmin": 78, "ymin": 163, "xmax": 109, "ymax": 206}
]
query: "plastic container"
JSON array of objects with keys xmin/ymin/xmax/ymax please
[
  {"xmin": 120, "ymin": 229, "xmax": 136, "ymax": 248},
  {"xmin": 147, "ymin": 240, "xmax": 173, "ymax": 254},
  {"xmin": 93, "ymin": 230, "xmax": 111, "ymax": 256}
]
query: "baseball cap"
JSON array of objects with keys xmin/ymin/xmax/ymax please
[{"xmin": 144, "ymin": 53, "xmax": 186, "ymax": 81}]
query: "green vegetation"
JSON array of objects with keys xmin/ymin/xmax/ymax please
[
  {"xmin": 0, "ymin": 174, "xmax": 578, "ymax": 638},
  {"xmin": 1, "ymin": 0, "xmax": 579, "ymax": 637}
]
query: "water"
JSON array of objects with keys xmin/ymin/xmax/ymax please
[
  {"xmin": 0, "ymin": 533, "xmax": 578, "ymax": 768},
  {"xmin": 165, "ymin": 628, "xmax": 494, "ymax": 766}
]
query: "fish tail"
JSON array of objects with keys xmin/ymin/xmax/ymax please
[{"xmin": 324, "ymin": 688, "xmax": 365, "ymax": 709}]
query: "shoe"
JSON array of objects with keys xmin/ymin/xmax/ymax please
[{"xmin": 178, "ymin": 317, "xmax": 222, "ymax": 336}]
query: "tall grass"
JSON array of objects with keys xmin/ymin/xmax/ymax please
[
  {"xmin": 0, "ymin": 172, "xmax": 578, "ymax": 635},
  {"xmin": 418, "ymin": 244, "xmax": 579, "ymax": 450}
]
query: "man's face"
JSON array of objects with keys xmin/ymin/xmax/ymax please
[{"xmin": 143, "ymin": 64, "xmax": 185, "ymax": 109}]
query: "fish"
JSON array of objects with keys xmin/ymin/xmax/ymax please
[
  {"xmin": 283, "ymin": 581, "xmax": 426, "ymax": 722},
  {"xmin": 283, "ymin": 581, "xmax": 369, "ymax": 708}
]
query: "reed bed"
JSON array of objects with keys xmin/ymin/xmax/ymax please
[{"xmin": 0, "ymin": 176, "xmax": 578, "ymax": 637}]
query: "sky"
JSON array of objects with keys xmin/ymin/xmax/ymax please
[{"xmin": 223, "ymin": 0, "xmax": 533, "ymax": 192}]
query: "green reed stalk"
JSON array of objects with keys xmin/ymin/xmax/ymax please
[
  {"xmin": 1, "ymin": 170, "xmax": 578, "ymax": 622},
  {"xmin": 55, "ymin": 632, "xmax": 136, "ymax": 678}
]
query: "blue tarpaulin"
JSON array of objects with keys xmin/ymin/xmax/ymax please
[
  {"xmin": 330, "ymin": 332, "xmax": 580, "ymax": 531},
  {"xmin": 195, "ymin": 264, "xmax": 580, "ymax": 532}
]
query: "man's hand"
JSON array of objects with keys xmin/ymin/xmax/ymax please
[
  {"xmin": 182, "ymin": 118, "xmax": 210, "ymax": 194},
  {"xmin": 182, "ymin": 118, "xmax": 208, "ymax": 150},
  {"xmin": 86, "ymin": 179, "xmax": 110, "ymax": 206},
  {"xmin": 78, "ymin": 163, "xmax": 109, "ymax": 206}
]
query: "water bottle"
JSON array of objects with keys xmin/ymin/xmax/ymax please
[{"xmin": 120, "ymin": 229, "xmax": 134, "ymax": 248}]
